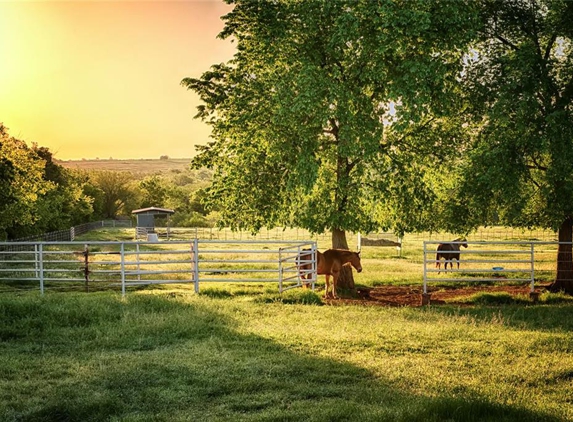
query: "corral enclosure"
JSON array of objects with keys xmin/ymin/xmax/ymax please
[{"xmin": 0, "ymin": 226, "xmax": 563, "ymax": 298}]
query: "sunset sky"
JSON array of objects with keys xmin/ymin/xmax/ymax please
[{"xmin": 0, "ymin": 0, "xmax": 235, "ymax": 160}]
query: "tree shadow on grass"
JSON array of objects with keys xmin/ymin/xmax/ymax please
[
  {"xmin": 430, "ymin": 302, "xmax": 573, "ymax": 333},
  {"xmin": 0, "ymin": 294, "xmax": 564, "ymax": 422}
]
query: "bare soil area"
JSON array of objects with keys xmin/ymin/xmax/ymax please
[{"xmin": 326, "ymin": 285, "xmax": 549, "ymax": 307}]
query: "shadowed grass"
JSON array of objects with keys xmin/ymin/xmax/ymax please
[{"xmin": 444, "ymin": 291, "xmax": 573, "ymax": 306}]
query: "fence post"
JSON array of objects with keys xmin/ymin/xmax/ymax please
[
  {"xmin": 311, "ymin": 242, "xmax": 317, "ymax": 291},
  {"xmin": 529, "ymin": 243, "xmax": 540, "ymax": 303},
  {"xmin": 530, "ymin": 243, "xmax": 535, "ymax": 293},
  {"xmin": 423, "ymin": 242, "xmax": 428, "ymax": 294},
  {"xmin": 83, "ymin": 244, "xmax": 89, "ymax": 292},
  {"xmin": 193, "ymin": 238, "xmax": 199, "ymax": 293},
  {"xmin": 120, "ymin": 243, "xmax": 126, "ymax": 297},
  {"xmin": 421, "ymin": 242, "xmax": 431, "ymax": 305},
  {"xmin": 38, "ymin": 243, "xmax": 44, "ymax": 295},
  {"xmin": 34, "ymin": 244, "xmax": 39, "ymax": 280},
  {"xmin": 278, "ymin": 247, "xmax": 284, "ymax": 293},
  {"xmin": 136, "ymin": 243, "xmax": 141, "ymax": 282}
]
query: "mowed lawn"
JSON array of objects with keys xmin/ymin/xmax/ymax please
[{"xmin": 1, "ymin": 290, "xmax": 572, "ymax": 422}]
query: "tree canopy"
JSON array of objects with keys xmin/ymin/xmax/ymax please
[
  {"xmin": 453, "ymin": 0, "xmax": 573, "ymax": 291},
  {"xmin": 182, "ymin": 0, "xmax": 478, "ymax": 247}
]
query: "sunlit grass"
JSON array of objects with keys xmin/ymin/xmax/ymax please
[
  {"xmin": 0, "ymin": 291, "xmax": 571, "ymax": 421},
  {"xmin": 1, "ymin": 226, "xmax": 570, "ymax": 420}
]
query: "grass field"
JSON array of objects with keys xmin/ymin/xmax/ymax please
[
  {"xmin": 57, "ymin": 158, "xmax": 193, "ymax": 177},
  {"xmin": 1, "ymin": 291, "xmax": 572, "ymax": 421},
  {"xmin": 1, "ymin": 228, "xmax": 573, "ymax": 421}
]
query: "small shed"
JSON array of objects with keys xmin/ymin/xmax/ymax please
[{"xmin": 132, "ymin": 207, "xmax": 175, "ymax": 240}]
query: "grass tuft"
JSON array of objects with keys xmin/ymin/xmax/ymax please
[
  {"xmin": 464, "ymin": 292, "xmax": 530, "ymax": 305},
  {"xmin": 198, "ymin": 288, "xmax": 234, "ymax": 299},
  {"xmin": 539, "ymin": 291, "xmax": 573, "ymax": 304},
  {"xmin": 255, "ymin": 289, "xmax": 323, "ymax": 305}
]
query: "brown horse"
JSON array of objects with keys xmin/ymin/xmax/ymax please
[
  {"xmin": 298, "ymin": 249, "xmax": 362, "ymax": 299},
  {"xmin": 436, "ymin": 238, "xmax": 468, "ymax": 272}
]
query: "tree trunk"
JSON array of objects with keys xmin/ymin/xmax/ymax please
[
  {"xmin": 550, "ymin": 216, "xmax": 573, "ymax": 294},
  {"xmin": 332, "ymin": 227, "xmax": 355, "ymax": 291}
]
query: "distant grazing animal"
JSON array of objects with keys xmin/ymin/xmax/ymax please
[
  {"xmin": 297, "ymin": 248, "xmax": 362, "ymax": 299},
  {"xmin": 436, "ymin": 238, "xmax": 468, "ymax": 272}
]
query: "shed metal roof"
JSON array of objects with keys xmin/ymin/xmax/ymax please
[{"xmin": 131, "ymin": 207, "xmax": 175, "ymax": 215}]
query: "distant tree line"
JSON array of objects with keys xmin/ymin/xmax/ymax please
[{"xmin": 0, "ymin": 124, "xmax": 215, "ymax": 240}]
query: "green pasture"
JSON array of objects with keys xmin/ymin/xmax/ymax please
[{"xmin": 1, "ymin": 290, "xmax": 573, "ymax": 421}]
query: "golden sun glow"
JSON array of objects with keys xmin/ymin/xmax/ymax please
[{"xmin": 0, "ymin": 1, "xmax": 235, "ymax": 160}]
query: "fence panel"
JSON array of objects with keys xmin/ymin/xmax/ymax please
[
  {"xmin": 191, "ymin": 240, "xmax": 315, "ymax": 288},
  {"xmin": 423, "ymin": 241, "xmax": 568, "ymax": 294},
  {"xmin": 279, "ymin": 243, "xmax": 317, "ymax": 293},
  {"xmin": 0, "ymin": 240, "xmax": 316, "ymax": 295}
]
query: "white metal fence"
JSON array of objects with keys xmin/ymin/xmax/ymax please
[
  {"xmin": 0, "ymin": 240, "xmax": 316, "ymax": 295},
  {"xmin": 279, "ymin": 243, "xmax": 317, "ymax": 292},
  {"xmin": 423, "ymin": 240, "xmax": 569, "ymax": 294}
]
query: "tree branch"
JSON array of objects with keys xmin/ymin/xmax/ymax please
[
  {"xmin": 526, "ymin": 153, "xmax": 548, "ymax": 172},
  {"xmin": 386, "ymin": 116, "xmax": 438, "ymax": 149},
  {"xmin": 495, "ymin": 34, "xmax": 519, "ymax": 51},
  {"xmin": 543, "ymin": 33, "xmax": 558, "ymax": 61}
]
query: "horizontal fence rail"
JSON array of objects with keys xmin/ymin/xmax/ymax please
[
  {"xmin": 0, "ymin": 240, "xmax": 317, "ymax": 295},
  {"xmin": 423, "ymin": 240, "xmax": 571, "ymax": 294}
]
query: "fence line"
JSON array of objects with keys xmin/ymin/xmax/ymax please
[
  {"xmin": 8, "ymin": 220, "xmax": 133, "ymax": 244},
  {"xmin": 422, "ymin": 240, "xmax": 571, "ymax": 295},
  {"xmin": 143, "ymin": 227, "xmax": 558, "ymax": 253},
  {"xmin": 0, "ymin": 239, "xmax": 316, "ymax": 295}
]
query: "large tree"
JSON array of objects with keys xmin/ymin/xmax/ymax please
[
  {"xmin": 90, "ymin": 171, "xmax": 137, "ymax": 219},
  {"xmin": 0, "ymin": 124, "xmax": 96, "ymax": 239},
  {"xmin": 454, "ymin": 0, "xmax": 573, "ymax": 293},
  {"xmin": 0, "ymin": 125, "xmax": 54, "ymax": 239},
  {"xmin": 182, "ymin": 0, "xmax": 477, "ymax": 290}
]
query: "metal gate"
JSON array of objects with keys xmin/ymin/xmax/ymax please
[{"xmin": 278, "ymin": 243, "xmax": 317, "ymax": 292}]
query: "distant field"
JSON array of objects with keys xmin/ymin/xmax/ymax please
[{"xmin": 57, "ymin": 158, "xmax": 192, "ymax": 175}]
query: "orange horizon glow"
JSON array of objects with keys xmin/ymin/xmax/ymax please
[{"xmin": 0, "ymin": 0, "xmax": 235, "ymax": 160}]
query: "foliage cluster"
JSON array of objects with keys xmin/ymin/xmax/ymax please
[
  {"xmin": 183, "ymin": 0, "xmax": 480, "ymax": 239},
  {"xmin": 0, "ymin": 124, "xmax": 92, "ymax": 240}
]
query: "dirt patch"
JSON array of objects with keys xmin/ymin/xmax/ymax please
[{"xmin": 325, "ymin": 285, "xmax": 549, "ymax": 307}]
